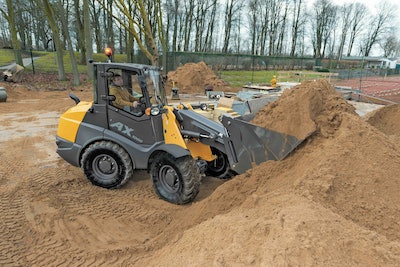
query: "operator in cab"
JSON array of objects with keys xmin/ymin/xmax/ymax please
[{"xmin": 109, "ymin": 73, "xmax": 140, "ymax": 111}]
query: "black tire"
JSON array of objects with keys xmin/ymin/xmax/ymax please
[
  {"xmin": 150, "ymin": 153, "xmax": 201, "ymax": 204},
  {"xmin": 81, "ymin": 141, "xmax": 133, "ymax": 189},
  {"xmin": 205, "ymin": 148, "xmax": 232, "ymax": 178}
]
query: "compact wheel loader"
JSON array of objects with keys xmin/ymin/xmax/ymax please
[{"xmin": 56, "ymin": 60, "xmax": 306, "ymax": 204}]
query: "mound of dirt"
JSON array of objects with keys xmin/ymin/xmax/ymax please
[
  {"xmin": 366, "ymin": 103, "xmax": 400, "ymax": 136},
  {"xmin": 166, "ymin": 61, "xmax": 229, "ymax": 94},
  {"xmin": 251, "ymin": 79, "xmax": 357, "ymax": 140},
  {"xmin": 135, "ymin": 79, "xmax": 400, "ymax": 266}
]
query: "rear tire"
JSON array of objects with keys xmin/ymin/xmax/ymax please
[
  {"xmin": 81, "ymin": 141, "xmax": 133, "ymax": 189},
  {"xmin": 150, "ymin": 153, "xmax": 201, "ymax": 204}
]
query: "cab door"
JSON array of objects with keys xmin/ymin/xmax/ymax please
[{"xmin": 107, "ymin": 107, "xmax": 157, "ymax": 145}]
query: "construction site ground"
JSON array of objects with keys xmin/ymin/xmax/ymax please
[{"xmin": 1, "ymin": 65, "xmax": 400, "ymax": 266}]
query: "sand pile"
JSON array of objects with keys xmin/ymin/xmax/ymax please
[
  {"xmin": 251, "ymin": 80, "xmax": 357, "ymax": 140},
  {"xmin": 366, "ymin": 103, "xmax": 400, "ymax": 136},
  {"xmin": 166, "ymin": 62, "xmax": 229, "ymax": 94},
  {"xmin": 136, "ymin": 79, "xmax": 400, "ymax": 266}
]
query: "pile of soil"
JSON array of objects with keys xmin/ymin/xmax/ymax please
[
  {"xmin": 136, "ymin": 79, "xmax": 400, "ymax": 266},
  {"xmin": 251, "ymin": 79, "xmax": 356, "ymax": 140},
  {"xmin": 1, "ymin": 77, "xmax": 400, "ymax": 266},
  {"xmin": 166, "ymin": 61, "xmax": 230, "ymax": 94},
  {"xmin": 366, "ymin": 103, "xmax": 400, "ymax": 136}
]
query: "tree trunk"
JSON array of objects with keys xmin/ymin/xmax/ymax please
[
  {"xmin": 83, "ymin": 0, "xmax": 93, "ymax": 79},
  {"xmin": 172, "ymin": 0, "xmax": 178, "ymax": 52},
  {"xmin": 60, "ymin": 2, "xmax": 80, "ymax": 86},
  {"xmin": 74, "ymin": 0, "xmax": 86, "ymax": 64},
  {"xmin": 4, "ymin": 0, "xmax": 23, "ymax": 66},
  {"xmin": 41, "ymin": 0, "xmax": 65, "ymax": 80}
]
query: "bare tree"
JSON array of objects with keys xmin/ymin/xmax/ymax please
[
  {"xmin": 289, "ymin": 0, "xmax": 305, "ymax": 57},
  {"xmin": 105, "ymin": 0, "xmax": 115, "ymax": 49},
  {"xmin": 154, "ymin": 0, "xmax": 167, "ymax": 68},
  {"xmin": 267, "ymin": 0, "xmax": 282, "ymax": 56},
  {"xmin": 35, "ymin": 0, "xmax": 66, "ymax": 80},
  {"xmin": 194, "ymin": 0, "xmax": 205, "ymax": 52},
  {"xmin": 380, "ymin": 34, "xmax": 399, "ymax": 58},
  {"xmin": 336, "ymin": 3, "xmax": 353, "ymax": 61},
  {"xmin": 259, "ymin": 1, "xmax": 270, "ymax": 55},
  {"xmin": 361, "ymin": 1, "xmax": 395, "ymax": 56},
  {"xmin": 248, "ymin": 0, "xmax": 261, "ymax": 55},
  {"xmin": 193, "ymin": 0, "xmax": 217, "ymax": 52},
  {"xmin": 346, "ymin": 3, "xmax": 367, "ymax": 56},
  {"xmin": 183, "ymin": 0, "xmax": 195, "ymax": 51},
  {"xmin": 83, "ymin": 0, "xmax": 93, "ymax": 78},
  {"xmin": 310, "ymin": 0, "xmax": 337, "ymax": 59},
  {"xmin": 203, "ymin": 0, "xmax": 217, "ymax": 52},
  {"xmin": 1, "ymin": 0, "xmax": 23, "ymax": 65},
  {"xmin": 222, "ymin": 0, "xmax": 241, "ymax": 53},
  {"xmin": 73, "ymin": 0, "xmax": 86, "ymax": 64},
  {"xmin": 0, "ymin": 24, "xmax": 8, "ymax": 48},
  {"xmin": 276, "ymin": 0, "xmax": 289, "ymax": 55},
  {"xmin": 91, "ymin": 1, "xmax": 104, "ymax": 53},
  {"xmin": 58, "ymin": 0, "xmax": 80, "ymax": 85},
  {"xmin": 163, "ymin": 0, "xmax": 175, "ymax": 52},
  {"xmin": 97, "ymin": 0, "xmax": 164, "ymax": 66},
  {"xmin": 13, "ymin": 0, "xmax": 34, "ymax": 50}
]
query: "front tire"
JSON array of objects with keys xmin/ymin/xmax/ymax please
[
  {"xmin": 205, "ymin": 148, "xmax": 232, "ymax": 178},
  {"xmin": 81, "ymin": 141, "xmax": 133, "ymax": 189},
  {"xmin": 150, "ymin": 153, "xmax": 201, "ymax": 204}
]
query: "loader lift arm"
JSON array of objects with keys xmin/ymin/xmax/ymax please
[{"xmin": 173, "ymin": 107, "xmax": 307, "ymax": 177}]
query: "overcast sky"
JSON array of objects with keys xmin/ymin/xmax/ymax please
[
  {"xmin": 309, "ymin": 0, "xmax": 399, "ymax": 11},
  {"xmin": 352, "ymin": 0, "xmax": 397, "ymax": 10},
  {"xmin": 309, "ymin": 0, "xmax": 399, "ymax": 17}
]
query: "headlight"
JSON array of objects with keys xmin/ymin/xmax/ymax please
[{"xmin": 150, "ymin": 107, "xmax": 160, "ymax": 116}]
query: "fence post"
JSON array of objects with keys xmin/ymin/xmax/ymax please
[{"xmin": 30, "ymin": 48, "xmax": 35, "ymax": 74}]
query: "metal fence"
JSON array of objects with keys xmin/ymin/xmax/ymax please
[
  {"xmin": 336, "ymin": 68, "xmax": 400, "ymax": 80},
  {"xmin": 163, "ymin": 51, "xmax": 317, "ymax": 73},
  {"xmin": 2, "ymin": 49, "xmax": 399, "ymax": 79}
]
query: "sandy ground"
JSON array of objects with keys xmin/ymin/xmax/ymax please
[{"xmin": 1, "ymin": 69, "xmax": 400, "ymax": 266}]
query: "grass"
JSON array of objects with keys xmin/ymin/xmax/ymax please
[
  {"xmin": 218, "ymin": 70, "xmax": 279, "ymax": 87},
  {"xmin": 219, "ymin": 69, "xmax": 335, "ymax": 87},
  {"xmin": 0, "ymin": 49, "xmax": 17, "ymax": 66}
]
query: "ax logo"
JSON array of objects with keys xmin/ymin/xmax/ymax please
[{"xmin": 110, "ymin": 122, "xmax": 143, "ymax": 143}]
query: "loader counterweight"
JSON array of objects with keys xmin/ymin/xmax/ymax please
[{"xmin": 57, "ymin": 101, "xmax": 92, "ymax": 143}]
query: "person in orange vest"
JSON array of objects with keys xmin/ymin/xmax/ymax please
[{"xmin": 270, "ymin": 75, "xmax": 277, "ymax": 87}]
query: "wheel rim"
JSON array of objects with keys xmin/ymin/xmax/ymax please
[
  {"xmin": 209, "ymin": 151, "xmax": 227, "ymax": 173},
  {"xmin": 92, "ymin": 154, "xmax": 118, "ymax": 182},
  {"xmin": 158, "ymin": 165, "xmax": 180, "ymax": 193}
]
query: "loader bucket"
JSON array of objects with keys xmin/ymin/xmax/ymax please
[{"xmin": 221, "ymin": 116, "xmax": 309, "ymax": 174}]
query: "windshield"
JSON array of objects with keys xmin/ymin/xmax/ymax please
[{"xmin": 145, "ymin": 68, "xmax": 167, "ymax": 106}]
